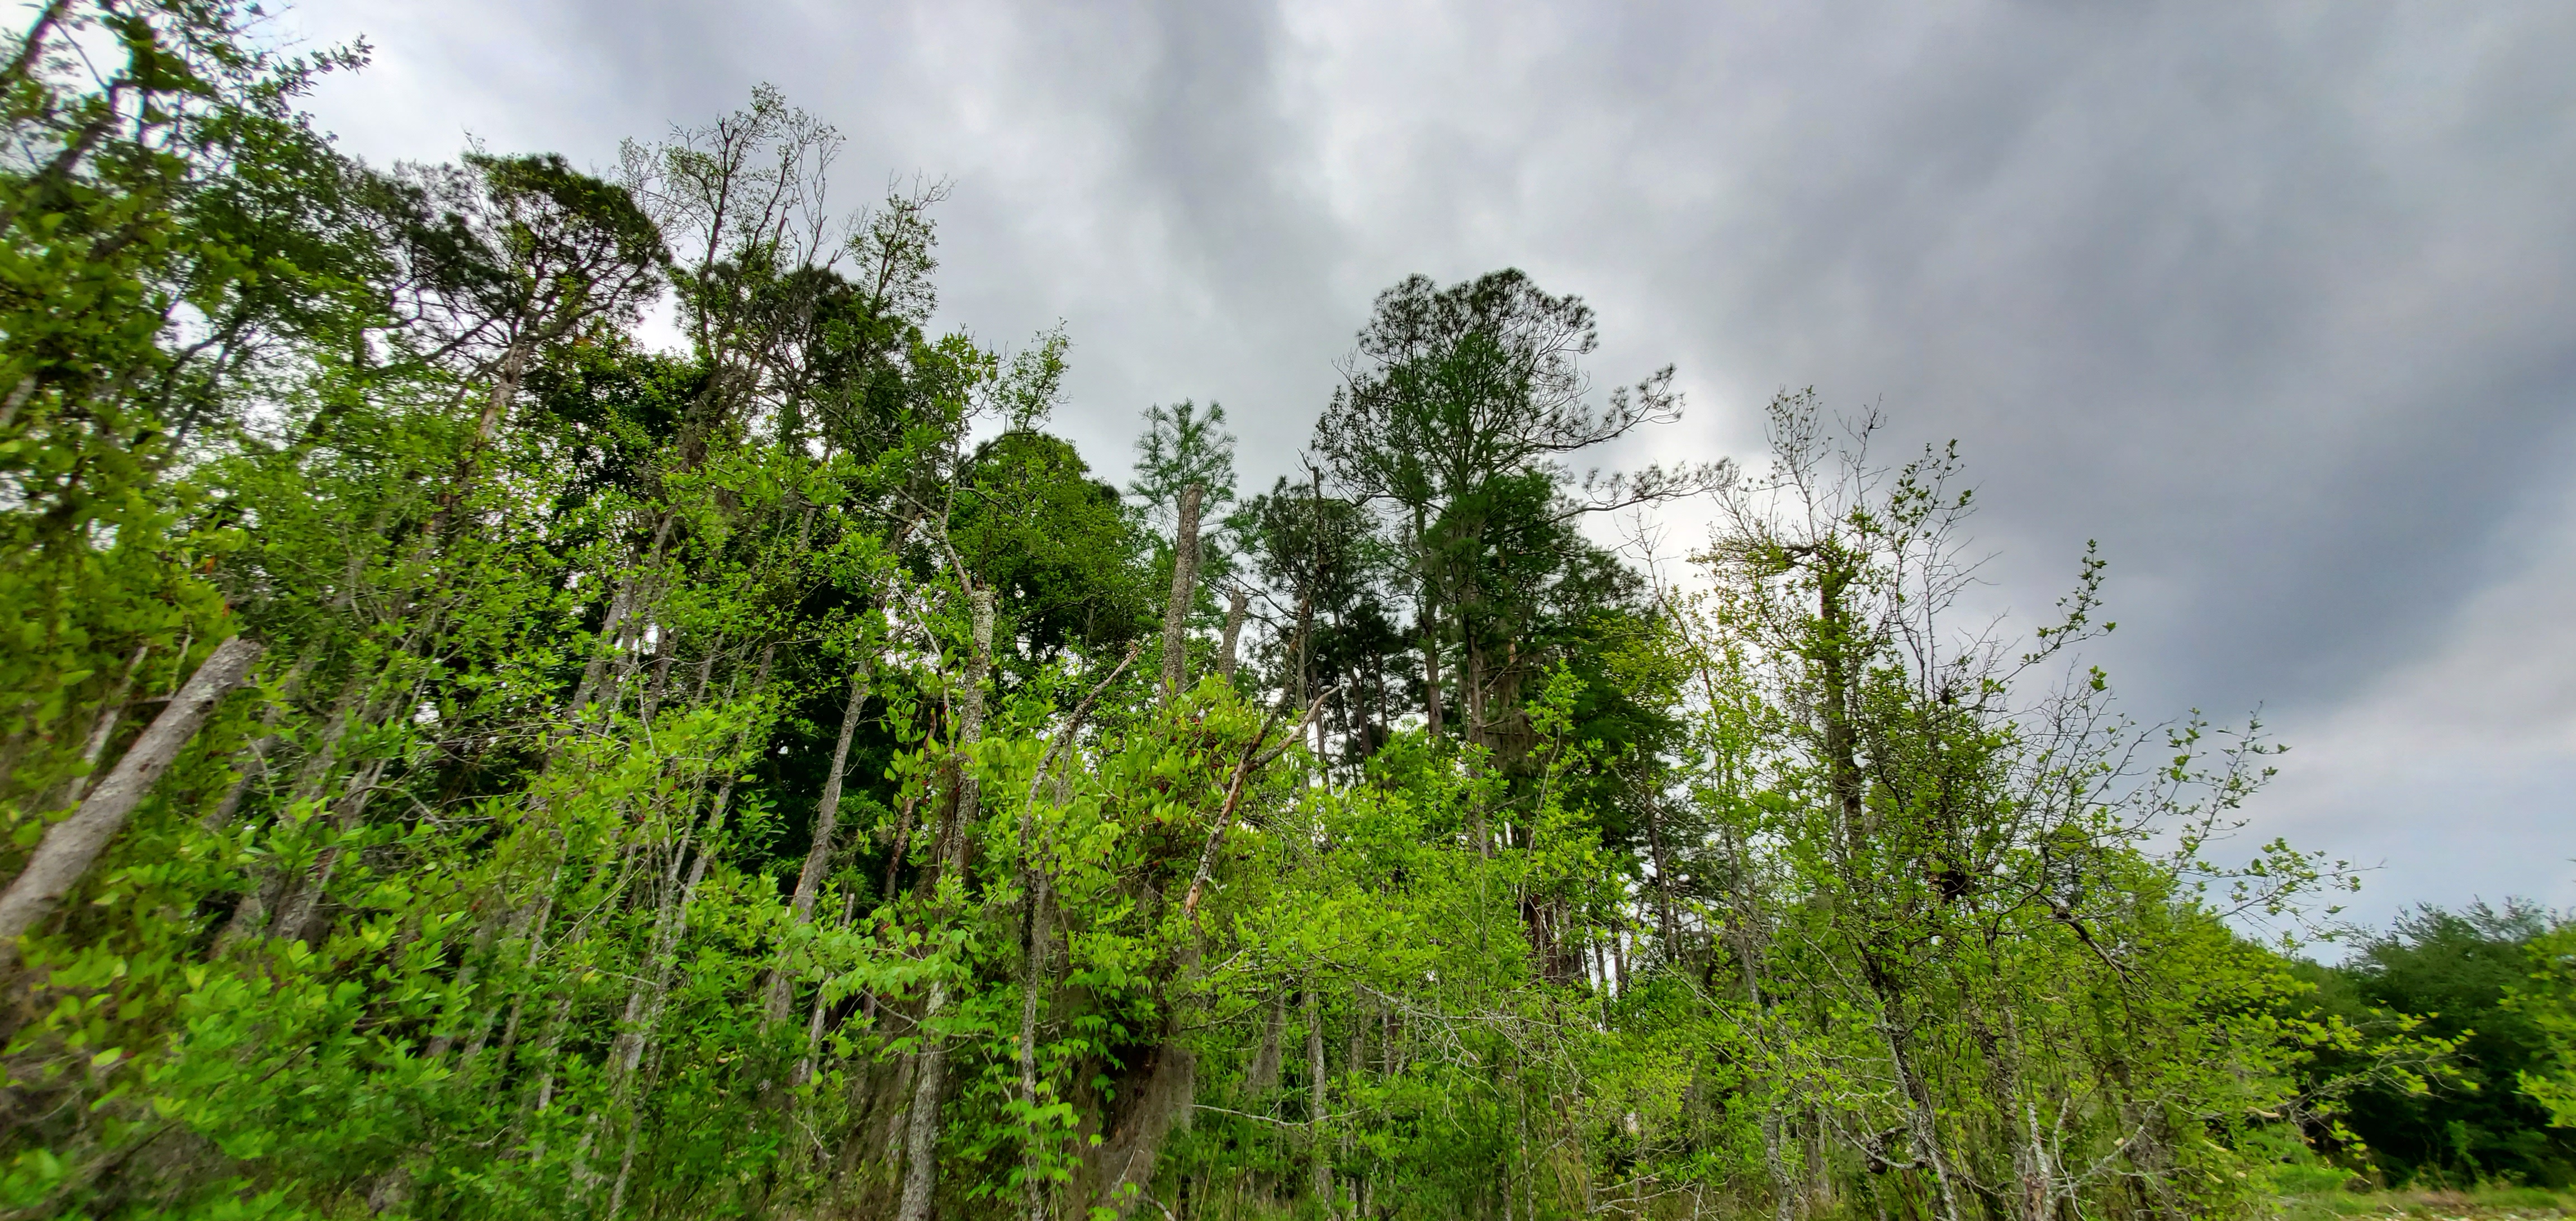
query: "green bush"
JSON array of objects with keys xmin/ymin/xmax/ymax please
[{"xmin": 2273, "ymin": 1162, "xmax": 2361, "ymax": 1195}]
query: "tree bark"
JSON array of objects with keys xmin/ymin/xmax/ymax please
[
  {"xmin": 203, "ymin": 651, "xmax": 315, "ymax": 831},
  {"xmin": 0, "ymin": 636, "xmax": 261, "ymax": 969},
  {"xmin": 896, "ymin": 979, "xmax": 953, "ymax": 1221},
  {"xmin": 1246, "ymin": 993, "xmax": 1285, "ymax": 1095},
  {"xmin": 1161, "ymin": 483, "xmax": 1204, "ymax": 704},
  {"xmin": 764, "ymin": 665, "xmax": 870, "ymax": 1024},
  {"xmin": 1462, "ymin": 624, "xmax": 1488, "ymax": 751},
  {"xmin": 1414, "ymin": 507, "xmax": 1442, "ymax": 738},
  {"xmin": 45, "ymin": 642, "xmax": 149, "ymax": 813},
  {"xmin": 468, "ymin": 866, "xmax": 559, "ymax": 1067},
  {"xmin": 1018, "ymin": 870, "xmax": 1052, "ymax": 1221},
  {"xmin": 1008, "ymin": 647, "xmax": 1138, "ymax": 1221},
  {"xmin": 1816, "ymin": 560, "xmax": 1867, "ymax": 855},
  {"xmin": 273, "ymin": 754, "xmax": 393, "ymax": 944},
  {"xmin": 569, "ymin": 511, "xmax": 678, "ymax": 718},
  {"xmin": 611, "ymin": 785, "xmax": 728, "ymax": 1086},
  {"xmin": 1308, "ymin": 986, "xmax": 1331, "ymax": 1208},
  {"xmin": 217, "ymin": 668, "xmax": 365, "ymax": 947},
  {"xmin": 897, "ymin": 585, "xmax": 993, "ymax": 1221},
  {"xmin": 1644, "ymin": 798, "xmax": 1681, "ymax": 958},
  {"xmin": 794, "ymin": 884, "xmax": 860, "ymax": 1089},
  {"xmin": 602, "ymin": 639, "xmax": 774, "ymax": 1139},
  {"xmin": 1090, "ymin": 1039, "xmax": 1196, "ymax": 1217},
  {"xmin": 1216, "ymin": 586, "xmax": 1248, "ymax": 683}
]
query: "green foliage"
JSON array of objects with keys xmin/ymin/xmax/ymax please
[
  {"xmin": 0, "ymin": 12, "xmax": 2440, "ymax": 1221},
  {"xmin": 951, "ymin": 429, "xmax": 1153, "ymax": 662},
  {"xmin": 2289, "ymin": 902, "xmax": 2576, "ymax": 1187},
  {"xmin": 2515, "ymin": 921, "xmax": 2576, "ymax": 1132},
  {"xmin": 1128, "ymin": 399, "xmax": 1235, "ymax": 531}
]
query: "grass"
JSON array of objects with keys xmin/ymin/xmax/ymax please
[{"xmin": 2280, "ymin": 1185, "xmax": 2576, "ymax": 1219}]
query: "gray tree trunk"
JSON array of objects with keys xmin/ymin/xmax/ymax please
[
  {"xmin": 1246, "ymin": 993, "xmax": 1285, "ymax": 1095},
  {"xmin": 0, "ymin": 636, "xmax": 261, "ymax": 969},
  {"xmin": 1216, "ymin": 585, "xmax": 1248, "ymax": 682},
  {"xmin": 45, "ymin": 642, "xmax": 149, "ymax": 813},
  {"xmin": 1308, "ymin": 986, "xmax": 1330, "ymax": 1207},
  {"xmin": 1160, "ymin": 483, "xmax": 1203, "ymax": 703},
  {"xmin": 897, "ymin": 586, "xmax": 993, "ymax": 1221},
  {"xmin": 764, "ymin": 665, "xmax": 870, "ymax": 1024}
]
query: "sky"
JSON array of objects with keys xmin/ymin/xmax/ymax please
[{"xmin": 277, "ymin": 0, "xmax": 2576, "ymax": 939}]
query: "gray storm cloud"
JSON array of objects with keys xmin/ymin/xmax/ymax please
[{"xmin": 289, "ymin": 0, "xmax": 2576, "ymax": 932}]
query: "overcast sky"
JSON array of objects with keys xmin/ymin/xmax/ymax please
[{"xmin": 281, "ymin": 0, "xmax": 2576, "ymax": 939}]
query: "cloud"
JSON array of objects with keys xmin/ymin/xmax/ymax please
[
  {"xmin": 2248, "ymin": 446, "xmax": 2576, "ymax": 929},
  {"xmin": 283, "ymin": 0, "xmax": 2576, "ymax": 925}
]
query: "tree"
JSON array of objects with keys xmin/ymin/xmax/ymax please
[
  {"xmin": 1128, "ymin": 398, "xmax": 1235, "ymax": 534},
  {"xmin": 1313, "ymin": 268, "xmax": 1724, "ymax": 746},
  {"xmin": 2302, "ymin": 902, "xmax": 2576, "ymax": 1185},
  {"xmin": 951, "ymin": 429, "xmax": 1154, "ymax": 665}
]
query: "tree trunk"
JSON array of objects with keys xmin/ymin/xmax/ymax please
[
  {"xmin": 477, "ymin": 335, "xmax": 532, "ymax": 444},
  {"xmin": 1462, "ymin": 624, "xmax": 1488, "ymax": 751},
  {"xmin": 203, "ymin": 651, "xmax": 315, "ymax": 831},
  {"xmin": 896, "ymin": 979, "xmax": 953, "ymax": 1221},
  {"xmin": 1161, "ymin": 483, "xmax": 1204, "ymax": 703},
  {"xmin": 1884, "ymin": 1021, "xmax": 1966, "ymax": 1221},
  {"xmin": 1246, "ymin": 993, "xmax": 1285, "ymax": 1095},
  {"xmin": 569, "ymin": 510, "xmax": 678, "ymax": 717},
  {"xmin": 611, "ymin": 785, "xmax": 728, "ymax": 1087},
  {"xmin": 795, "ymin": 883, "xmax": 861, "ymax": 1089},
  {"xmin": 1644, "ymin": 799, "xmax": 1681, "ymax": 958},
  {"xmin": 1419, "ymin": 630, "xmax": 1443, "ymax": 739},
  {"xmin": 0, "ymin": 636, "xmax": 261, "ymax": 969},
  {"xmin": 44, "ymin": 642, "xmax": 149, "ymax": 813},
  {"xmin": 1413, "ymin": 507, "xmax": 1442, "ymax": 738},
  {"xmin": 1090, "ymin": 1038, "xmax": 1196, "ymax": 1217},
  {"xmin": 896, "ymin": 586, "xmax": 993, "ymax": 1221},
  {"xmin": 1346, "ymin": 985, "xmax": 1366, "ymax": 1100},
  {"xmin": 765, "ymin": 665, "xmax": 871, "ymax": 1024},
  {"xmin": 1816, "ymin": 562, "xmax": 1867, "ymax": 855},
  {"xmin": 1019, "ymin": 869, "xmax": 1053, "ymax": 1221},
  {"xmin": 1307, "ymin": 986, "xmax": 1330, "ymax": 1208},
  {"xmin": 1216, "ymin": 586, "xmax": 1248, "ymax": 682},
  {"xmin": 602, "ymin": 640, "xmax": 774, "ymax": 1135},
  {"xmin": 219, "ymin": 669, "xmax": 366, "ymax": 946},
  {"xmin": 273, "ymin": 754, "xmax": 393, "ymax": 945},
  {"xmin": 470, "ymin": 865, "xmax": 559, "ymax": 1068}
]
